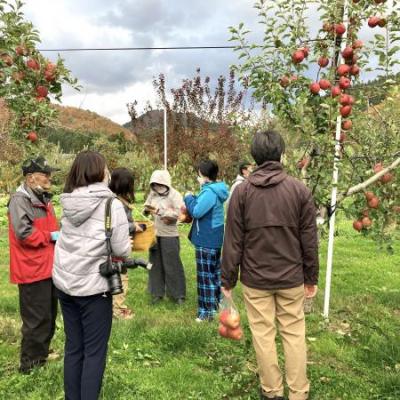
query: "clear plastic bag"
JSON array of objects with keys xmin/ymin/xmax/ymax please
[{"xmin": 218, "ymin": 295, "xmax": 243, "ymax": 341}]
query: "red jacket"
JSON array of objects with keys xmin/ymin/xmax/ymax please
[{"xmin": 8, "ymin": 184, "xmax": 59, "ymax": 284}]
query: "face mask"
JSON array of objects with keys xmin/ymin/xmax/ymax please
[{"xmin": 153, "ymin": 184, "xmax": 168, "ymax": 195}]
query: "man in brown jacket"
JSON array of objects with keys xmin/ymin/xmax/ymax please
[{"xmin": 221, "ymin": 129, "xmax": 319, "ymax": 400}]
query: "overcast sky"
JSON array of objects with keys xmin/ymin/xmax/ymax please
[
  {"xmin": 23, "ymin": 1, "xmax": 389, "ymax": 125},
  {"xmin": 23, "ymin": 0, "xmax": 264, "ymax": 124}
]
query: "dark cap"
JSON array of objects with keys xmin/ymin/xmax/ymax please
[{"xmin": 22, "ymin": 156, "xmax": 60, "ymax": 176}]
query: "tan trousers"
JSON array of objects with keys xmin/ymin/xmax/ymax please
[
  {"xmin": 243, "ymin": 284, "xmax": 310, "ymax": 400},
  {"xmin": 113, "ymin": 274, "xmax": 129, "ymax": 312}
]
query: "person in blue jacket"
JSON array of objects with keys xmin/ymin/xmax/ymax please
[{"xmin": 184, "ymin": 159, "xmax": 229, "ymax": 322}]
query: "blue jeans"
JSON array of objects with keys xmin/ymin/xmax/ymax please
[{"xmin": 58, "ymin": 290, "xmax": 112, "ymax": 400}]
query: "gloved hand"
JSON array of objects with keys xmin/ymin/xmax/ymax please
[{"xmin": 50, "ymin": 231, "xmax": 60, "ymax": 242}]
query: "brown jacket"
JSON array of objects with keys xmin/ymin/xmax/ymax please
[{"xmin": 221, "ymin": 161, "xmax": 319, "ymax": 290}]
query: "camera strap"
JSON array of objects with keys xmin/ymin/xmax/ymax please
[{"xmin": 104, "ymin": 197, "xmax": 114, "ymax": 257}]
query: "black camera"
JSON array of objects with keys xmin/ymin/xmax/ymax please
[{"xmin": 99, "ymin": 258, "xmax": 152, "ymax": 295}]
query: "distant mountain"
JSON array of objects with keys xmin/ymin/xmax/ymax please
[{"xmin": 0, "ymin": 99, "xmax": 136, "ymax": 141}]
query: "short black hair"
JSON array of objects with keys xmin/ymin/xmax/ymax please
[
  {"xmin": 251, "ymin": 130, "xmax": 285, "ymax": 165},
  {"xmin": 198, "ymin": 159, "xmax": 219, "ymax": 181},
  {"xmin": 238, "ymin": 160, "xmax": 251, "ymax": 176},
  {"xmin": 109, "ymin": 167, "xmax": 135, "ymax": 202}
]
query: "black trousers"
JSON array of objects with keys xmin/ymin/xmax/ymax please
[
  {"xmin": 58, "ymin": 290, "xmax": 112, "ymax": 400},
  {"xmin": 18, "ymin": 278, "xmax": 58, "ymax": 372}
]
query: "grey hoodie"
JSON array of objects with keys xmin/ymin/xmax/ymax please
[
  {"xmin": 53, "ymin": 182, "xmax": 131, "ymax": 296},
  {"xmin": 144, "ymin": 170, "xmax": 183, "ymax": 237}
]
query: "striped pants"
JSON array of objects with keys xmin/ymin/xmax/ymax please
[{"xmin": 195, "ymin": 246, "xmax": 221, "ymax": 320}]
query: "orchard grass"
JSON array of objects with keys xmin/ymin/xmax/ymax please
[{"xmin": 0, "ymin": 195, "xmax": 399, "ymax": 399}]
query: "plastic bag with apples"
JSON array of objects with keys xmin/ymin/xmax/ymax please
[{"xmin": 218, "ymin": 295, "xmax": 243, "ymax": 341}]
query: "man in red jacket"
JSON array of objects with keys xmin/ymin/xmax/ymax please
[
  {"xmin": 8, "ymin": 156, "xmax": 60, "ymax": 373},
  {"xmin": 221, "ymin": 130, "xmax": 319, "ymax": 400}
]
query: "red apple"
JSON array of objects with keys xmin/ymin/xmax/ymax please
[
  {"xmin": 362, "ymin": 217, "xmax": 372, "ymax": 228},
  {"xmin": 380, "ymin": 173, "xmax": 393, "ymax": 184},
  {"xmin": 368, "ymin": 16, "xmax": 380, "ymax": 28},
  {"xmin": 319, "ymin": 79, "xmax": 331, "ymax": 90},
  {"xmin": 300, "ymin": 47, "xmax": 310, "ymax": 58},
  {"xmin": 218, "ymin": 324, "xmax": 229, "ymax": 338},
  {"xmin": 1, "ymin": 54, "xmax": 13, "ymax": 66},
  {"xmin": 373, "ymin": 163, "xmax": 384, "ymax": 173},
  {"xmin": 350, "ymin": 65, "xmax": 360, "ymax": 76},
  {"xmin": 335, "ymin": 23, "xmax": 346, "ymax": 35},
  {"xmin": 353, "ymin": 40, "xmax": 364, "ymax": 49},
  {"xmin": 365, "ymin": 191, "xmax": 375, "ymax": 201},
  {"xmin": 339, "ymin": 76, "xmax": 351, "ymax": 90},
  {"xmin": 219, "ymin": 309, "xmax": 230, "ymax": 326},
  {"xmin": 337, "ymin": 64, "xmax": 351, "ymax": 76},
  {"xmin": 378, "ymin": 19, "xmax": 386, "ymax": 27},
  {"xmin": 226, "ymin": 313, "xmax": 241, "ymax": 329},
  {"xmin": 368, "ymin": 197, "xmax": 380, "ymax": 209},
  {"xmin": 331, "ymin": 86, "xmax": 341, "ymax": 97},
  {"xmin": 339, "ymin": 94, "xmax": 351, "ymax": 105},
  {"xmin": 342, "ymin": 47, "xmax": 354, "ymax": 60},
  {"xmin": 353, "ymin": 220, "xmax": 363, "ymax": 232},
  {"xmin": 342, "ymin": 120, "xmax": 353, "ymax": 130},
  {"xmin": 310, "ymin": 82, "xmax": 321, "ymax": 95},
  {"xmin": 280, "ymin": 76, "xmax": 290, "ymax": 88},
  {"xmin": 226, "ymin": 326, "xmax": 243, "ymax": 341},
  {"xmin": 340, "ymin": 105, "xmax": 352, "ymax": 117},
  {"xmin": 27, "ymin": 131, "xmax": 38, "ymax": 142},
  {"xmin": 36, "ymin": 85, "xmax": 49, "ymax": 98},
  {"xmin": 26, "ymin": 58, "xmax": 40, "ymax": 70},
  {"xmin": 318, "ymin": 57, "xmax": 330, "ymax": 68},
  {"xmin": 292, "ymin": 50, "xmax": 305, "ymax": 64}
]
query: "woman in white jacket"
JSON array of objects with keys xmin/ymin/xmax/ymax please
[{"xmin": 53, "ymin": 151, "xmax": 131, "ymax": 400}]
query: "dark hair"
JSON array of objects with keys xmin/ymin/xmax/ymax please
[
  {"xmin": 251, "ymin": 130, "xmax": 285, "ymax": 165},
  {"xmin": 198, "ymin": 159, "xmax": 219, "ymax": 181},
  {"xmin": 64, "ymin": 151, "xmax": 106, "ymax": 193},
  {"xmin": 109, "ymin": 168, "xmax": 135, "ymax": 202},
  {"xmin": 238, "ymin": 160, "xmax": 251, "ymax": 176}
]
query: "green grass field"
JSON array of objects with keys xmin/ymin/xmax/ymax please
[{"xmin": 0, "ymin": 195, "xmax": 399, "ymax": 399}]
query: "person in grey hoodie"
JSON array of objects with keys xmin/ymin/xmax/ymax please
[
  {"xmin": 53, "ymin": 151, "xmax": 131, "ymax": 400},
  {"xmin": 144, "ymin": 170, "xmax": 186, "ymax": 305},
  {"xmin": 226, "ymin": 160, "xmax": 253, "ymax": 208}
]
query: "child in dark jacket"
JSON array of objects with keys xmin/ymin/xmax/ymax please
[
  {"xmin": 109, "ymin": 168, "xmax": 141, "ymax": 320},
  {"xmin": 184, "ymin": 159, "xmax": 228, "ymax": 321}
]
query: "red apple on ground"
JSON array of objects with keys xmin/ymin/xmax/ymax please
[{"xmin": 27, "ymin": 131, "xmax": 38, "ymax": 142}]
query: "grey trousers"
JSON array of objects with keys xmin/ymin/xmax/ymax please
[{"xmin": 148, "ymin": 236, "xmax": 186, "ymax": 300}]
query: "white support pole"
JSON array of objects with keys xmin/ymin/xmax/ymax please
[
  {"xmin": 323, "ymin": 0, "xmax": 349, "ymax": 319},
  {"xmin": 163, "ymin": 107, "xmax": 167, "ymax": 170}
]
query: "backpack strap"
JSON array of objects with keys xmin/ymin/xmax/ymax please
[{"xmin": 104, "ymin": 197, "xmax": 114, "ymax": 256}]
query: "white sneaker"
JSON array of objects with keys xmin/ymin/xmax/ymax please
[{"xmin": 195, "ymin": 317, "xmax": 204, "ymax": 323}]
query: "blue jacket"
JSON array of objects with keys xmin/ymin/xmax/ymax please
[{"xmin": 184, "ymin": 182, "xmax": 229, "ymax": 249}]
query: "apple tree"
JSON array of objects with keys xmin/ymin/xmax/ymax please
[
  {"xmin": 0, "ymin": 0, "xmax": 78, "ymax": 154},
  {"xmin": 229, "ymin": 0, "xmax": 399, "ymax": 249}
]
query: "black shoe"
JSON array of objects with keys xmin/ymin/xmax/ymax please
[
  {"xmin": 176, "ymin": 298, "xmax": 185, "ymax": 305},
  {"xmin": 151, "ymin": 296, "xmax": 163, "ymax": 305}
]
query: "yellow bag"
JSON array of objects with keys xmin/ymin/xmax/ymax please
[{"xmin": 132, "ymin": 220, "xmax": 156, "ymax": 252}]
